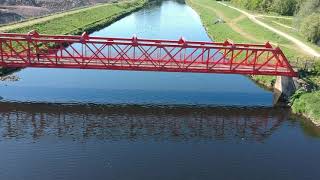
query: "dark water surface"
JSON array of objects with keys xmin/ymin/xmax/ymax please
[{"xmin": 0, "ymin": 1, "xmax": 320, "ymax": 180}]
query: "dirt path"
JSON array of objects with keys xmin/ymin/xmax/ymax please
[{"xmin": 218, "ymin": 2, "xmax": 320, "ymax": 58}]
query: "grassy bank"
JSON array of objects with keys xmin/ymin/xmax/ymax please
[
  {"xmin": 256, "ymin": 16, "xmax": 320, "ymax": 55},
  {"xmin": 185, "ymin": 0, "xmax": 306, "ymax": 88},
  {"xmin": 291, "ymin": 61, "xmax": 320, "ymax": 125},
  {"xmin": 292, "ymin": 91, "xmax": 320, "ymax": 126},
  {"xmin": 0, "ymin": 0, "xmax": 147, "ymax": 76},
  {"xmin": 186, "ymin": 0, "xmax": 306, "ymax": 59},
  {"xmin": 186, "ymin": 0, "xmax": 320, "ymax": 125},
  {"xmin": 1, "ymin": 0, "xmax": 146, "ymax": 35}
]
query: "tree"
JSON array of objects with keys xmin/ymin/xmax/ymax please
[
  {"xmin": 300, "ymin": 13, "xmax": 320, "ymax": 43},
  {"xmin": 295, "ymin": 0, "xmax": 320, "ymax": 34},
  {"xmin": 271, "ymin": 0, "xmax": 297, "ymax": 15},
  {"xmin": 231, "ymin": 0, "xmax": 263, "ymax": 10},
  {"xmin": 259, "ymin": 0, "xmax": 274, "ymax": 12},
  {"xmin": 296, "ymin": 0, "xmax": 320, "ymax": 18}
]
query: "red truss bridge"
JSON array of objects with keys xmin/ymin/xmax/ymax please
[{"xmin": 0, "ymin": 31, "xmax": 297, "ymax": 77}]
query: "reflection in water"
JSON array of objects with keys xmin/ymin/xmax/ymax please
[
  {"xmin": 1, "ymin": 1, "xmax": 320, "ymax": 179},
  {"xmin": 1, "ymin": 102, "xmax": 320, "ymax": 180},
  {"xmin": 0, "ymin": 102, "xmax": 297, "ymax": 142}
]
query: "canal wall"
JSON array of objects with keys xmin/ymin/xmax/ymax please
[{"xmin": 274, "ymin": 76, "xmax": 296, "ymax": 103}]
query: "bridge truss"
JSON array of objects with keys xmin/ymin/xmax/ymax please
[{"xmin": 0, "ymin": 31, "xmax": 297, "ymax": 77}]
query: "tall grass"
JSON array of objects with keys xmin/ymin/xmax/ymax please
[
  {"xmin": 8, "ymin": 0, "xmax": 146, "ymax": 35},
  {"xmin": 292, "ymin": 91, "xmax": 320, "ymax": 125}
]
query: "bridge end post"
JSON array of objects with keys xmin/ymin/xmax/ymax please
[
  {"xmin": 273, "ymin": 76, "xmax": 297, "ymax": 103},
  {"xmin": 0, "ymin": 39, "xmax": 3, "ymax": 64}
]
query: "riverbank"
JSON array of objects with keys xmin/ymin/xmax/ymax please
[
  {"xmin": 186, "ymin": 0, "xmax": 320, "ymax": 126},
  {"xmin": 0, "ymin": 0, "xmax": 147, "ymax": 76},
  {"xmin": 292, "ymin": 90, "xmax": 320, "ymax": 126},
  {"xmin": 1, "ymin": 0, "xmax": 147, "ymax": 35},
  {"xmin": 0, "ymin": 1, "xmax": 122, "ymax": 25}
]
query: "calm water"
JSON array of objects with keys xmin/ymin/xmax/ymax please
[
  {"xmin": 0, "ymin": 1, "xmax": 320, "ymax": 180},
  {"xmin": 0, "ymin": 0, "xmax": 271, "ymax": 106}
]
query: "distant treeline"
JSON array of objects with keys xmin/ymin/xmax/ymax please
[{"xmin": 220, "ymin": 0, "xmax": 320, "ymax": 45}]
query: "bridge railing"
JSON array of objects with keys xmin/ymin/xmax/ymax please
[{"xmin": 0, "ymin": 31, "xmax": 298, "ymax": 77}]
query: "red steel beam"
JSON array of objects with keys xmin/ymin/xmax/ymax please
[{"xmin": 0, "ymin": 31, "xmax": 298, "ymax": 77}]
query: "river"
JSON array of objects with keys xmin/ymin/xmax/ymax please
[{"xmin": 0, "ymin": 1, "xmax": 320, "ymax": 180}]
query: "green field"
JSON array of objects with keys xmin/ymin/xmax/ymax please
[
  {"xmin": 266, "ymin": 17, "xmax": 293, "ymax": 27},
  {"xmin": 258, "ymin": 17, "xmax": 320, "ymax": 56},
  {"xmin": 186, "ymin": 0, "xmax": 307, "ymax": 59},
  {"xmin": 1, "ymin": 0, "xmax": 146, "ymax": 35}
]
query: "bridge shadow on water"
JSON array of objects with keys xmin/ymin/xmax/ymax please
[{"xmin": 0, "ymin": 102, "xmax": 319, "ymax": 142}]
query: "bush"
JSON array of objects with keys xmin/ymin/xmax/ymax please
[
  {"xmin": 259, "ymin": 0, "xmax": 274, "ymax": 12},
  {"xmin": 297, "ymin": 0, "xmax": 320, "ymax": 18},
  {"xmin": 231, "ymin": 0, "xmax": 263, "ymax": 10},
  {"xmin": 232, "ymin": 0, "xmax": 298, "ymax": 15},
  {"xmin": 271, "ymin": 0, "xmax": 297, "ymax": 15},
  {"xmin": 300, "ymin": 13, "xmax": 320, "ymax": 43},
  {"xmin": 292, "ymin": 90, "xmax": 320, "ymax": 124}
]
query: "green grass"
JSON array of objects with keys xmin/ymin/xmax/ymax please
[
  {"xmin": 6, "ymin": 0, "xmax": 146, "ymax": 35},
  {"xmin": 186, "ymin": 0, "xmax": 246, "ymax": 42},
  {"xmin": 258, "ymin": 17, "xmax": 320, "ymax": 56},
  {"xmin": 250, "ymin": 75, "xmax": 276, "ymax": 88},
  {"xmin": 186, "ymin": 0, "xmax": 306, "ymax": 60},
  {"xmin": 292, "ymin": 90, "xmax": 320, "ymax": 125},
  {"xmin": 265, "ymin": 17, "xmax": 293, "ymax": 27},
  {"xmin": 236, "ymin": 18, "xmax": 290, "ymax": 44},
  {"xmin": 235, "ymin": 18, "xmax": 299, "ymax": 59},
  {"xmin": 206, "ymin": 0, "xmax": 242, "ymax": 20},
  {"xmin": 186, "ymin": 0, "xmax": 303, "ymax": 87}
]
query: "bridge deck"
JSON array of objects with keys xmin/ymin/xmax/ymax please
[{"xmin": 0, "ymin": 31, "xmax": 297, "ymax": 77}]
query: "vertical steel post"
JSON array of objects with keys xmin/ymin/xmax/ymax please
[
  {"xmin": 201, "ymin": 47, "xmax": 204, "ymax": 63},
  {"xmin": 253, "ymin": 50, "xmax": 258, "ymax": 71},
  {"xmin": 9, "ymin": 40, "xmax": 13, "ymax": 57},
  {"xmin": 55, "ymin": 42, "xmax": 58, "ymax": 64},
  {"xmin": 245, "ymin": 49, "xmax": 249, "ymax": 64},
  {"xmin": 0, "ymin": 39, "xmax": 3, "ymax": 63},
  {"xmin": 230, "ymin": 47, "xmax": 234, "ymax": 71},
  {"xmin": 82, "ymin": 43, "xmax": 84, "ymax": 66},
  {"xmin": 27, "ymin": 39, "xmax": 31, "ymax": 64},
  {"xmin": 274, "ymin": 50, "xmax": 282, "ymax": 73},
  {"xmin": 206, "ymin": 48, "xmax": 210, "ymax": 69},
  {"xmin": 108, "ymin": 45, "xmax": 111, "ymax": 65}
]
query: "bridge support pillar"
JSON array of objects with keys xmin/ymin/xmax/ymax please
[{"xmin": 273, "ymin": 76, "xmax": 296, "ymax": 103}]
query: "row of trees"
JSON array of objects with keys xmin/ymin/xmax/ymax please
[
  {"xmin": 296, "ymin": 0, "xmax": 320, "ymax": 44},
  {"xmin": 230, "ymin": 0, "xmax": 299, "ymax": 15},
  {"xmin": 222, "ymin": 0, "xmax": 320, "ymax": 45}
]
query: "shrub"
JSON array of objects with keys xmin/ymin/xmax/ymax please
[
  {"xmin": 259, "ymin": 0, "xmax": 274, "ymax": 12},
  {"xmin": 300, "ymin": 13, "xmax": 320, "ymax": 43},
  {"xmin": 271, "ymin": 0, "xmax": 297, "ymax": 15},
  {"xmin": 297, "ymin": 0, "xmax": 320, "ymax": 18}
]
